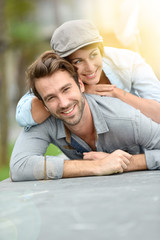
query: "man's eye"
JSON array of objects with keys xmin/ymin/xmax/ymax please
[
  {"xmin": 47, "ymin": 96, "xmax": 54, "ymax": 101},
  {"xmin": 64, "ymin": 87, "xmax": 70, "ymax": 92}
]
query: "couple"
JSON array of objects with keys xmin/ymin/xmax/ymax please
[{"xmin": 10, "ymin": 20, "xmax": 160, "ymax": 181}]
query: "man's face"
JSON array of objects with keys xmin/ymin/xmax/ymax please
[{"xmin": 35, "ymin": 70, "xmax": 85, "ymax": 127}]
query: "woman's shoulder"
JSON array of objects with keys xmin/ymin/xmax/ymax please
[{"xmin": 103, "ymin": 47, "xmax": 143, "ymax": 68}]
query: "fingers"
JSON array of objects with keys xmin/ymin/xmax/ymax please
[
  {"xmin": 112, "ymin": 150, "xmax": 132, "ymax": 171},
  {"xmin": 83, "ymin": 151, "xmax": 109, "ymax": 160},
  {"xmin": 96, "ymin": 84, "xmax": 116, "ymax": 92},
  {"xmin": 83, "ymin": 150, "xmax": 132, "ymax": 175},
  {"xmin": 84, "ymin": 84, "xmax": 117, "ymax": 95},
  {"xmin": 120, "ymin": 159, "xmax": 129, "ymax": 170},
  {"xmin": 114, "ymin": 149, "xmax": 132, "ymax": 160},
  {"xmin": 83, "ymin": 152, "xmax": 96, "ymax": 160}
]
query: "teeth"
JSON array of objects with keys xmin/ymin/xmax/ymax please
[
  {"xmin": 86, "ymin": 72, "xmax": 96, "ymax": 78},
  {"xmin": 63, "ymin": 107, "xmax": 74, "ymax": 114},
  {"xmin": 88, "ymin": 73, "xmax": 95, "ymax": 77}
]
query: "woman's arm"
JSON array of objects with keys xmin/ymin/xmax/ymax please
[
  {"xmin": 112, "ymin": 88, "xmax": 160, "ymax": 123},
  {"xmin": 16, "ymin": 92, "xmax": 50, "ymax": 130},
  {"xmin": 84, "ymin": 85, "xmax": 160, "ymax": 123},
  {"xmin": 31, "ymin": 97, "xmax": 51, "ymax": 124}
]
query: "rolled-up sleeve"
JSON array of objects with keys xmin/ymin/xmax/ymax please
[
  {"xmin": 16, "ymin": 92, "xmax": 37, "ymax": 131},
  {"xmin": 10, "ymin": 155, "xmax": 64, "ymax": 182},
  {"xmin": 135, "ymin": 111, "xmax": 160, "ymax": 169},
  {"xmin": 144, "ymin": 149, "xmax": 160, "ymax": 170},
  {"xmin": 10, "ymin": 123, "xmax": 65, "ymax": 181}
]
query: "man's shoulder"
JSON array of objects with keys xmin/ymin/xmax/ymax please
[
  {"xmin": 86, "ymin": 94, "xmax": 137, "ymax": 120},
  {"xmin": 26, "ymin": 115, "xmax": 58, "ymax": 133}
]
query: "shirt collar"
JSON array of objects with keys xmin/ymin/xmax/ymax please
[
  {"xmin": 56, "ymin": 120, "xmax": 66, "ymax": 140},
  {"xmin": 85, "ymin": 94, "xmax": 109, "ymax": 134}
]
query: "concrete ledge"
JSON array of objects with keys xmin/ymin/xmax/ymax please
[{"xmin": 0, "ymin": 171, "xmax": 160, "ymax": 240}]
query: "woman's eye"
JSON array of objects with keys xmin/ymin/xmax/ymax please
[
  {"xmin": 73, "ymin": 59, "xmax": 81, "ymax": 65},
  {"xmin": 91, "ymin": 53, "xmax": 98, "ymax": 59}
]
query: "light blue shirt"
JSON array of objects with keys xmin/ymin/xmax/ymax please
[
  {"xmin": 10, "ymin": 94, "xmax": 160, "ymax": 182},
  {"xmin": 16, "ymin": 47, "xmax": 160, "ymax": 131}
]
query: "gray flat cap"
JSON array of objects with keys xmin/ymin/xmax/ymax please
[{"xmin": 50, "ymin": 19, "xmax": 103, "ymax": 57}]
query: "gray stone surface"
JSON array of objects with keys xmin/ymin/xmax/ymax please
[{"xmin": 0, "ymin": 171, "xmax": 160, "ymax": 240}]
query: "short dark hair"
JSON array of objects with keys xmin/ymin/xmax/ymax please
[{"xmin": 26, "ymin": 51, "xmax": 79, "ymax": 101}]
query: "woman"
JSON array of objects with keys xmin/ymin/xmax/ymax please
[{"xmin": 16, "ymin": 19, "xmax": 160, "ymax": 130}]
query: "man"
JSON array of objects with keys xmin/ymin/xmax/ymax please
[{"xmin": 10, "ymin": 51, "xmax": 160, "ymax": 181}]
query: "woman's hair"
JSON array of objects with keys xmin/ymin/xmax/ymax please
[
  {"xmin": 93, "ymin": 42, "xmax": 104, "ymax": 56},
  {"xmin": 65, "ymin": 42, "xmax": 104, "ymax": 62},
  {"xmin": 26, "ymin": 50, "xmax": 79, "ymax": 101}
]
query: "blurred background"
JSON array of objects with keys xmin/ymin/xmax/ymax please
[{"xmin": 0, "ymin": 0, "xmax": 160, "ymax": 180}]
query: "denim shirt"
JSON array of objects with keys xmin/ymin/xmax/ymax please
[
  {"xmin": 16, "ymin": 47, "xmax": 160, "ymax": 131},
  {"xmin": 10, "ymin": 94, "xmax": 160, "ymax": 181}
]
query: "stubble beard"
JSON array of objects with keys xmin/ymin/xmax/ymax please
[{"xmin": 50, "ymin": 94, "xmax": 85, "ymax": 127}]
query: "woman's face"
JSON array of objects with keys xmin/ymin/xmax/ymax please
[{"xmin": 68, "ymin": 46, "xmax": 103, "ymax": 85}]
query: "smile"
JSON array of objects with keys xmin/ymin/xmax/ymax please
[
  {"xmin": 63, "ymin": 107, "xmax": 74, "ymax": 114},
  {"xmin": 85, "ymin": 70, "xmax": 97, "ymax": 79},
  {"xmin": 60, "ymin": 104, "xmax": 76, "ymax": 116}
]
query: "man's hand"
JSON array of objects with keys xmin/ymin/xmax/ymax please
[
  {"xmin": 83, "ymin": 151, "xmax": 109, "ymax": 160},
  {"xmin": 63, "ymin": 150, "xmax": 147, "ymax": 178},
  {"xmin": 98, "ymin": 150, "xmax": 132, "ymax": 175},
  {"xmin": 83, "ymin": 150, "xmax": 132, "ymax": 175}
]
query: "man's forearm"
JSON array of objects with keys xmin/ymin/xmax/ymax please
[
  {"xmin": 63, "ymin": 150, "xmax": 133, "ymax": 178},
  {"xmin": 63, "ymin": 160, "xmax": 98, "ymax": 178},
  {"xmin": 125, "ymin": 154, "xmax": 147, "ymax": 172}
]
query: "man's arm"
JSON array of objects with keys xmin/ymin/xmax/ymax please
[
  {"xmin": 10, "ymin": 128, "xmax": 132, "ymax": 181},
  {"xmin": 83, "ymin": 151, "xmax": 147, "ymax": 174},
  {"xmin": 124, "ymin": 154, "xmax": 147, "ymax": 172},
  {"xmin": 63, "ymin": 150, "xmax": 132, "ymax": 178},
  {"xmin": 10, "ymin": 123, "xmax": 64, "ymax": 181}
]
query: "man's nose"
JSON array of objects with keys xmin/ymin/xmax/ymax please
[{"xmin": 58, "ymin": 95, "xmax": 69, "ymax": 108}]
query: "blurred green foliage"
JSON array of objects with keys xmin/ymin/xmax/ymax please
[
  {"xmin": 0, "ymin": 142, "xmax": 14, "ymax": 181},
  {"xmin": 4, "ymin": 0, "xmax": 47, "ymax": 57},
  {"xmin": 45, "ymin": 144, "xmax": 62, "ymax": 157},
  {"xmin": 5, "ymin": 0, "xmax": 34, "ymax": 17},
  {"xmin": 5, "ymin": 0, "xmax": 37, "ymax": 42}
]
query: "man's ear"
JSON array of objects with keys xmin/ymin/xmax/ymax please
[{"xmin": 78, "ymin": 78, "xmax": 85, "ymax": 93}]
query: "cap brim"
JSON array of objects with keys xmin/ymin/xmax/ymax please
[{"xmin": 58, "ymin": 39, "xmax": 103, "ymax": 57}]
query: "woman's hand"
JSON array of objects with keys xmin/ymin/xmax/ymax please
[{"xmin": 84, "ymin": 84, "xmax": 117, "ymax": 96}]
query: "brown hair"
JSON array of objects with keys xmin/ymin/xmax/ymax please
[
  {"xmin": 27, "ymin": 50, "xmax": 79, "ymax": 101},
  {"xmin": 65, "ymin": 42, "xmax": 104, "ymax": 62}
]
